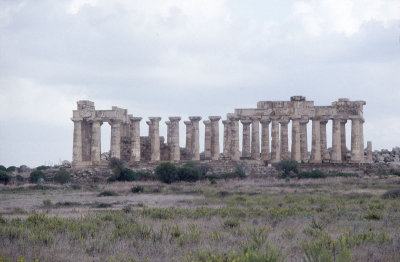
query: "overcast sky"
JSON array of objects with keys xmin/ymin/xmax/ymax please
[{"xmin": 0, "ymin": 0, "xmax": 399, "ymax": 167}]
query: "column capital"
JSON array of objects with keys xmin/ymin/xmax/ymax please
[
  {"xmin": 228, "ymin": 115, "xmax": 240, "ymax": 121},
  {"xmin": 279, "ymin": 117, "xmax": 290, "ymax": 124},
  {"xmin": 165, "ymin": 121, "xmax": 171, "ymax": 126},
  {"xmin": 184, "ymin": 120, "xmax": 192, "ymax": 126},
  {"xmin": 222, "ymin": 120, "xmax": 231, "ymax": 125},
  {"xmin": 209, "ymin": 116, "xmax": 221, "ymax": 121},
  {"xmin": 338, "ymin": 118, "xmax": 347, "ymax": 124},
  {"xmin": 320, "ymin": 116, "xmax": 330, "ymax": 124},
  {"xmin": 110, "ymin": 118, "xmax": 122, "ymax": 125},
  {"xmin": 299, "ymin": 117, "xmax": 309, "ymax": 124},
  {"xmin": 260, "ymin": 118, "xmax": 271, "ymax": 125},
  {"xmin": 146, "ymin": 120, "xmax": 152, "ymax": 126},
  {"xmin": 169, "ymin": 116, "xmax": 181, "ymax": 122},
  {"xmin": 250, "ymin": 116, "xmax": 261, "ymax": 121},
  {"xmin": 240, "ymin": 119, "xmax": 252, "ymax": 125},
  {"xmin": 189, "ymin": 116, "xmax": 202, "ymax": 122},
  {"xmin": 149, "ymin": 117, "xmax": 161, "ymax": 123},
  {"xmin": 203, "ymin": 120, "xmax": 211, "ymax": 125},
  {"xmin": 71, "ymin": 117, "xmax": 83, "ymax": 122},
  {"xmin": 129, "ymin": 116, "xmax": 142, "ymax": 123},
  {"xmin": 349, "ymin": 116, "xmax": 365, "ymax": 123},
  {"xmin": 88, "ymin": 118, "xmax": 103, "ymax": 124}
]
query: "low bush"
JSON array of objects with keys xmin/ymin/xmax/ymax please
[
  {"xmin": 6, "ymin": 166, "xmax": 16, "ymax": 173},
  {"xmin": 223, "ymin": 218, "xmax": 240, "ymax": 228},
  {"xmin": 29, "ymin": 170, "xmax": 46, "ymax": 183},
  {"xmin": 382, "ymin": 189, "xmax": 400, "ymax": 199},
  {"xmin": 54, "ymin": 169, "xmax": 71, "ymax": 184},
  {"xmin": 155, "ymin": 162, "xmax": 179, "ymax": 184},
  {"xmin": 277, "ymin": 160, "xmax": 299, "ymax": 176},
  {"xmin": 0, "ymin": 171, "xmax": 11, "ymax": 185},
  {"xmin": 297, "ymin": 170, "xmax": 327, "ymax": 179},
  {"xmin": 178, "ymin": 163, "xmax": 203, "ymax": 182},
  {"xmin": 36, "ymin": 165, "xmax": 50, "ymax": 171},
  {"xmin": 389, "ymin": 168, "xmax": 400, "ymax": 176},
  {"xmin": 0, "ymin": 165, "xmax": 6, "ymax": 172},
  {"xmin": 98, "ymin": 191, "xmax": 118, "ymax": 197},
  {"xmin": 15, "ymin": 175, "xmax": 24, "ymax": 182},
  {"xmin": 131, "ymin": 185, "xmax": 144, "ymax": 193}
]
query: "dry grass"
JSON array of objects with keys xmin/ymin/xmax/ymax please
[{"xmin": 0, "ymin": 176, "xmax": 399, "ymax": 261}]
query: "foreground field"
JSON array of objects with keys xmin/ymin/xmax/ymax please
[{"xmin": 0, "ymin": 176, "xmax": 400, "ymax": 261}]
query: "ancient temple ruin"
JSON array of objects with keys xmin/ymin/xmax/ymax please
[{"xmin": 71, "ymin": 96, "xmax": 369, "ymax": 168}]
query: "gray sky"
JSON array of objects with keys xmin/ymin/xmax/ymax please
[{"xmin": 0, "ymin": 0, "xmax": 399, "ymax": 167}]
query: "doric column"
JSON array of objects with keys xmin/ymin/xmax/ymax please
[
  {"xmin": 110, "ymin": 119, "xmax": 121, "ymax": 159},
  {"xmin": 169, "ymin": 117, "xmax": 181, "ymax": 161},
  {"xmin": 209, "ymin": 116, "xmax": 221, "ymax": 160},
  {"xmin": 130, "ymin": 117, "xmax": 142, "ymax": 162},
  {"xmin": 360, "ymin": 119, "xmax": 365, "ymax": 162},
  {"xmin": 331, "ymin": 118, "xmax": 342, "ymax": 163},
  {"xmin": 228, "ymin": 115, "xmax": 240, "ymax": 161},
  {"xmin": 241, "ymin": 119, "xmax": 252, "ymax": 159},
  {"xmin": 279, "ymin": 117, "xmax": 290, "ymax": 160},
  {"xmin": 146, "ymin": 121, "xmax": 152, "ymax": 137},
  {"xmin": 149, "ymin": 117, "xmax": 161, "ymax": 161},
  {"xmin": 222, "ymin": 120, "xmax": 231, "ymax": 158},
  {"xmin": 184, "ymin": 121, "xmax": 192, "ymax": 151},
  {"xmin": 340, "ymin": 119, "xmax": 347, "ymax": 161},
  {"xmin": 271, "ymin": 118, "xmax": 280, "ymax": 163},
  {"xmin": 310, "ymin": 117, "xmax": 321, "ymax": 163},
  {"xmin": 260, "ymin": 118, "xmax": 271, "ymax": 161},
  {"xmin": 91, "ymin": 119, "xmax": 102, "ymax": 164},
  {"xmin": 367, "ymin": 141, "xmax": 373, "ymax": 163},
  {"xmin": 300, "ymin": 117, "xmax": 309, "ymax": 162},
  {"xmin": 189, "ymin": 116, "xmax": 202, "ymax": 160},
  {"xmin": 291, "ymin": 117, "xmax": 301, "ymax": 162},
  {"xmin": 320, "ymin": 118, "xmax": 328, "ymax": 158},
  {"xmin": 165, "ymin": 121, "xmax": 171, "ymax": 145},
  {"xmin": 350, "ymin": 117, "xmax": 363, "ymax": 163},
  {"xmin": 203, "ymin": 120, "xmax": 212, "ymax": 160},
  {"xmin": 72, "ymin": 119, "xmax": 83, "ymax": 164},
  {"xmin": 251, "ymin": 117, "xmax": 260, "ymax": 160}
]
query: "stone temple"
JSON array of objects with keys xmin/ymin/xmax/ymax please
[{"xmin": 71, "ymin": 96, "xmax": 370, "ymax": 168}]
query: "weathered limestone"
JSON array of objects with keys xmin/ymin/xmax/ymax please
[
  {"xmin": 251, "ymin": 117, "xmax": 260, "ymax": 160},
  {"xmin": 91, "ymin": 120, "xmax": 102, "ymax": 164},
  {"xmin": 165, "ymin": 121, "xmax": 171, "ymax": 145},
  {"xmin": 340, "ymin": 119, "xmax": 347, "ymax": 161},
  {"xmin": 222, "ymin": 120, "xmax": 231, "ymax": 158},
  {"xmin": 350, "ymin": 117, "xmax": 363, "ymax": 163},
  {"xmin": 320, "ymin": 118, "xmax": 328, "ymax": 158},
  {"xmin": 279, "ymin": 117, "xmax": 290, "ymax": 160},
  {"xmin": 72, "ymin": 119, "xmax": 83, "ymax": 164},
  {"xmin": 241, "ymin": 120, "xmax": 252, "ymax": 159},
  {"xmin": 331, "ymin": 118, "xmax": 342, "ymax": 163},
  {"xmin": 149, "ymin": 117, "xmax": 161, "ymax": 161},
  {"xmin": 360, "ymin": 119, "xmax": 365, "ymax": 162},
  {"xmin": 310, "ymin": 117, "xmax": 322, "ymax": 163},
  {"xmin": 203, "ymin": 120, "xmax": 212, "ymax": 160},
  {"xmin": 271, "ymin": 118, "xmax": 280, "ymax": 163},
  {"xmin": 209, "ymin": 116, "xmax": 221, "ymax": 160},
  {"xmin": 110, "ymin": 119, "xmax": 121, "ymax": 159},
  {"xmin": 130, "ymin": 117, "xmax": 142, "ymax": 161},
  {"xmin": 367, "ymin": 141, "xmax": 373, "ymax": 163},
  {"xmin": 291, "ymin": 117, "xmax": 301, "ymax": 162},
  {"xmin": 146, "ymin": 121, "xmax": 152, "ymax": 138},
  {"xmin": 169, "ymin": 117, "xmax": 181, "ymax": 161},
  {"xmin": 189, "ymin": 116, "xmax": 202, "ymax": 160},
  {"xmin": 260, "ymin": 118, "xmax": 271, "ymax": 161},
  {"xmin": 300, "ymin": 117, "xmax": 309, "ymax": 162},
  {"xmin": 184, "ymin": 121, "xmax": 192, "ymax": 152},
  {"xmin": 228, "ymin": 115, "xmax": 240, "ymax": 161}
]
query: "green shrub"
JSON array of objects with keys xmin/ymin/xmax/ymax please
[
  {"xmin": 155, "ymin": 162, "xmax": 178, "ymax": 184},
  {"xmin": 118, "ymin": 168, "xmax": 138, "ymax": 181},
  {"xmin": 178, "ymin": 165, "xmax": 202, "ymax": 182},
  {"xmin": 223, "ymin": 218, "xmax": 240, "ymax": 228},
  {"xmin": 98, "ymin": 191, "xmax": 118, "ymax": 197},
  {"xmin": 131, "ymin": 185, "xmax": 144, "ymax": 193},
  {"xmin": 382, "ymin": 189, "xmax": 400, "ymax": 199},
  {"xmin": 0, "ymin": 165, "xmax": 6, "ymax": 172},
  {"xmin": 54, "ymin": 169, "xmax": 71, "ymax": 184},
  {"xmin": 6, "ymin": 166, "xmax": 16, "ymax": 172},
  {"xmin": 298, "ymin": 170, "xmax": 327, "ymax": 179},
  {"xmin": 29, "ymin": 170, "xmax": 46, "ymax": 183},
  {"xmin": 0, "ymin": 171, "xmax": 11, "ymax": 185},
  {"xmin": 15, "ymin": 175, "xmax": 24, "ymax": 182},
  {"xmin": 389, "ymin": 168, "xmax": 400, "ymax": 176},
  {"xmin": 277, "ymin": 160, "xmax": 298, "ymax": 175},
  {"xmin": 210, "ymin": 178, "xmax": 217, "ymax": 185},
  {"xmin": 36, "ymin": 165, "xmax": 50, "ymax": 171},
  {"xmin": 43, "ymin": 199, "xmax": 52, "ymax": 207}
]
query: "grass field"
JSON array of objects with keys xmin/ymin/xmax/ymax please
[{"xmin": 0, "ymin": 175, "xmax": 400, "ymax": 261}]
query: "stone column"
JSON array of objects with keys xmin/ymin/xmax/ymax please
[
  {"xmin": 340, "ymin": 119, "xmax": 347, "ymax": 161},
  {"xmin": 331, "ymin": 118, "xmax": 342, "ymax": 163},
  {"xmin": 229, "ymin": 115, "xmax": 240, "ymax": 161},
  {"xmin": 91, "ymin": 119, "xmax": 102, "ymax": 164},
  {"xmin": 310, "ymin": 117, "xmax": 322, "ymax": 163},
  {"xmin": 149, "ymin": 117, "xmax": 161, "ymax": 161},
  {"xmin": 291, "ymin": 117, "xmax": 301, "ymax": 162},
  {"xmin": 241, "ymin": 119, "xmax": 252, "ymax": 159},
  {"xmin": 350, "ymin": 117, "xmax": 362, "ymax": 163},
  {"xmin": 72, "ymin": 119, "xmax": 83, "ymax": 164},
  {"xmin": 222, "ymin": 120, "xmax": 231, "ymax": 158},
  {"xmin": 300, "ymin": 117, "xmax": 309, "ymax": 162},
  {"xmin": 165, "ymin": 121, "xmax": 171, "ymax": 145},
  {"xmin": 260, "ymin": 118, "xmax": 271, "ymax": 161},
  {"xmin": 184, "ymin": 121, "xmax": 192, "ymax": 152},
  {"xmin": 146, "ymin": 121, "xmax": 152, "ymax": 138},
  {"xmin": 251, "ymin": 117, "xmax": 260, "ymax": 160},
  {"xmin": 279, "ymin": 117, "xmax": 290, "ymax": 160},
  {"xmin": 209, "ymin": 116, "xmax": 221, "ymax": 160},
  {"xmin": 360, "ymin": 119, "xmax": 365, "ymax": 162},
  {"xmin": 271, "ymin": 118, "xmax": 280, "ymax": 163},
  {"xmin": 169, "ymin": 117, "xmax": 181, "ymax": 161},
  {"xmin": 130, "ymin": 117, "xmax": 142, "ymax": 162},
  {"xmin": 203, "ymin": 120, "xmax": 212, "ymax": 160},
  {"xmin": 189, "ymin": 116, "xmax": 202, "ymax": 160},
  {"xmin": 110, "ymin": 119, "xmax": 121, "ymax": 159},
  {"xmin": 367, "ymin": 141, "xmax": 373, "ymax": 163},
  {"xmin": 320, "ymin": 118, "xmax": 328, "ymax": 158}
]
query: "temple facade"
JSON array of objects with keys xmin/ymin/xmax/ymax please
[{"xmin": 71, "ymin": 96, "xmax": 369, "ymax": 168}]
